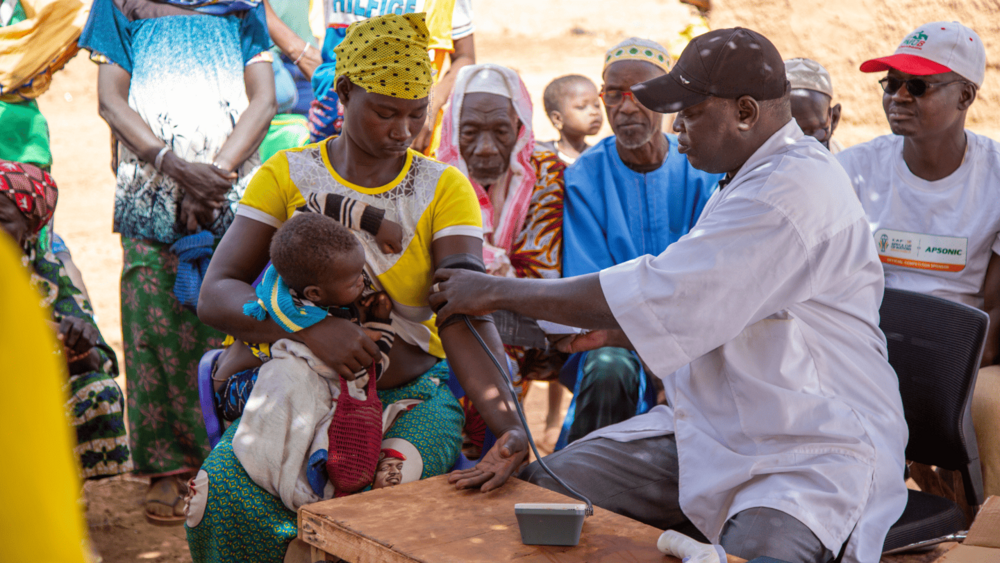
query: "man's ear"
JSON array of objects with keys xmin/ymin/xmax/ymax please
[
  {"xmin": 958, "ymin": 83, "xmax": 977, "ymax": 111},
  {"xmin": 302, "ymin": 285, "xmax": 324, "ymax": 303},
  {"xmin": 549, "ymin": 110, "xmax": 564, "ymax": 131},
  {"xmin": 735, "ymin": 96, "xmax": 760, "ymax": 132},
  {"xmin": 830, "ymin": 103, "xmax": 842, "ymax": 135}
]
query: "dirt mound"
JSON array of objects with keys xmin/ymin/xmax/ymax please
[{"xmin": 711, "ymin": 0, "xmax": 1000, "ymax": 146}]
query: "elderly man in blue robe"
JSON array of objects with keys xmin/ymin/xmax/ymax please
[{"xmin": 556, "ymin": 38, "xmax": 721, "ymax": 448}]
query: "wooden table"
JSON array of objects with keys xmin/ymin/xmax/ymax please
[{"xmin": 299, "ymin": 475, "xmax": 745, "ymax": 563}]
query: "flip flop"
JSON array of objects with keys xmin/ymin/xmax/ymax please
[{"xmin": 144, "ymin": 477, "xmax": 187, "ymax": 526}]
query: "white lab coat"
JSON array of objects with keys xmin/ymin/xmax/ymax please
[{"xmin": 591, "ymin": 121, "xmax": 908, "ymax": 563}]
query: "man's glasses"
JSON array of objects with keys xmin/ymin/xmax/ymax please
[
  {"xmin": 599, "ymin": 89, "xmax": 638, "ymax": 107},
  {"xmin": 879, "ymin": 77, "xmax": 967, "ymax": 98}
]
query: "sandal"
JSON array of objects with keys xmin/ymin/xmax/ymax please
[{"xmin": 144, "ymin": 476, "xmax": 188, "ymax": 526}]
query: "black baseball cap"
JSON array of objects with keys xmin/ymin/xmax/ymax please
[{"xmin": 632, "ymin": 27, "xmax": 789, "ymax": 113}]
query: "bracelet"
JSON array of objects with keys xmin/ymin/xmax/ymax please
[
  {"xmin": 153, "ymin": 146, "xmax": 171, "ymax": 171},
  {"xmin": 292, "ymin": 43, "xmax": 311, "ymax": 65}
]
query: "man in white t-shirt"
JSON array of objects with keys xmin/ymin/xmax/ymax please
[{"xmin": 837, "ymin": 20, "xmax": 1000, "ymax": 499}]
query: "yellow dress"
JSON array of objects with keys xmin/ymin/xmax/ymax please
[
  {"xmin": 0, "ymin": 234, "xmax": 89, "ymax": 563},
  {"xmin": 238, "ymin": 142, "xmax": 482, "ymax": 357}
]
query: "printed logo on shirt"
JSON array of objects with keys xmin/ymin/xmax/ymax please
[
  {"xmin": 873, "ymin": 228, "xmax": 968, "ymax": 272},
  {"xmin": 328, "ymin": 0, "xmax": 423, "ymax": 21}
]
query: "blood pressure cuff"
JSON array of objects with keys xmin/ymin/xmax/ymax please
[{"xmin": 435, "ymin": 253, "xmax": 494, "ymax": 329}]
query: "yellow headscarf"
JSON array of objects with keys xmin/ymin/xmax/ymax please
[{"xmin": 334, "ymin": 12, "xmax": 433, "ymax": 100}]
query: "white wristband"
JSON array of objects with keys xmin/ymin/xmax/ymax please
[{"xmin": 153, "ymin": 146, "xmax": 171, "ymax": 171}]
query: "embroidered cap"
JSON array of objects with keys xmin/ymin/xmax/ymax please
[
  {"xmin": 631, "ymin": 28, "xmax": 788, "ymax": 114},
  {"xmin": 604, "ymin": 37, "xmax": 672, "ymax": 74},
  {"xmin": 860, "ymin": 21, "xmax": 986, "ymax": 88},
  {"xmin": 785, "ymin": 57, "xmax": 834, "ymax": 98}
]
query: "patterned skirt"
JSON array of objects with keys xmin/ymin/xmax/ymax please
[
  {"xmin": 186, "ymin": 361, "xmax": 464, "ymax": 563},
  {"xmin": 121, "ymin": 238, "xmax": 225, "ymax": 475},
  {"xmin": 68, "ymin": 367, "xmax": 133, "ymax": 478}
]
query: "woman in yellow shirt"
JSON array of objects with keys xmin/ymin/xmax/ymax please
[{"xmin": 188, "ymin": 14, "xmax": 527, "ymax": 562}]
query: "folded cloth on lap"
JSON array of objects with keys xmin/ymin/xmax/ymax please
[{"xmin": 232, "ymin": 339, "xmax": 371, "ymax": 512}]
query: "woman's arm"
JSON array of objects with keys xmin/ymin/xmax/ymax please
[
  {"xmin": 198, "ymin": 215, "xmax": 380, "ymax": 377},
  {"xmin": 412, "ymin": 35, "xmax": 475, "ymax": 154},
  {"xmin": 96, "ymin": 64, "xmax": 235, "ymax": 206},
  {"xmin": 263, "ymin": 0, "xmax": 321, "ymax": 79},
  {"xmin": 432, "ymin": 235, "xmax": 528, "ymax": 492},
  {"xmin": 212, "ymin": 60, "xmax": 278, "ymax": 173}
]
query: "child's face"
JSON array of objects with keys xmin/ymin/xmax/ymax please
[
  {"xmin": 305, "ymin": 243, "xmax": 367, "ymax": 307},
  {"xmin": 555, "ymin": 83, "xmax": 603, "ymax": 137}
]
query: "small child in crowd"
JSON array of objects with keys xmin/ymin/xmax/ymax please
[{"xmin": 537, "ymin": 74, "xmax": 603, "ymax": 164}]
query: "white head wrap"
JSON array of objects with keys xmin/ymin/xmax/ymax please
[{"xmin": 463, "ymin": 67, "xmax": 513, "ymax": 99}]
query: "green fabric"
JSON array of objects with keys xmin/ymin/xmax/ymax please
[
  {"xmin": 186, "ymin": 361, "xmax": 464, "ymax": 563},
  {"xmin": 267, "ymin": 0, "xmax": 315, "ymax": 48},
  {"xmin": 121, "ymin": 237, "xmax": 224, "ymax": 474},
  {"xmin": 258, "ymin": 113, "xmax": 310, "ymax": 162},
  {"xmin": 0, "ymin": 99, "xmax": 52, "ymax": 168},
  {"xmin": 6, "ymin": 0, "xmax": 27, "ymax": 25},
  {"xmin": 29, "ymin": 239, "xmax": 133, "ymax": 479}
]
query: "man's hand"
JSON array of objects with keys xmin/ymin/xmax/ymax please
[
  {"xmin": 375, "ymin": 219, "xmax": 404, "ymax": 254},
  {"xmin": 555, "ymin": 329, "xmax": 633, "ymax": 353},
  {"xmin": 58, "ymin": 316, "xmax": 99, "ymax": 356},
  {"xmin": 297, "ymin": 316, "xmax": 381, "ymax": 379},
  {"xmin": 447, "ymin": 428, "xmax": 529, "ymax": 492},
  {"xmin": 428, "ymin": 268, "xmax": 499, "ymax": 324}
]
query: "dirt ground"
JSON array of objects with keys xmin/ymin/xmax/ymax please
[{"xmin": 36, "ymin": 0, "xmax": 1000, "ymax": 561}]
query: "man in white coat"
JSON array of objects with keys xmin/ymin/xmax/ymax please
[{"xmin": 430, "ymin": 28, "xmax": 908, "ymax": 563}]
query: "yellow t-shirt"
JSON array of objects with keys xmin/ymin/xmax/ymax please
[{"xmin": 237, "ymin": 141, "xmax": 483, "ymax": 357}]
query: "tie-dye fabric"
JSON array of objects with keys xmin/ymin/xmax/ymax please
[
  {"xmin": 26, "ymin": 238, "xmax": 133, "ymax": 479},
  {"xmin": 78, "ymin": 0, "xmax": 271, "ymax": 244}
]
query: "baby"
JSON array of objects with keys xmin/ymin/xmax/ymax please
[
  {"xmin": 537, "ymin": 74, "xmax": 603, "ymax": 164},
  {"xmin": 231, "ymin": 212, "xmax": 397, "ymax": 511},
  {"xmin": 241, "ymin": 211, "xmax": 394, "ymax": 377},
  {"xmin": 213, "ymin": 196, "xmax": 402, "ymax": 415}
]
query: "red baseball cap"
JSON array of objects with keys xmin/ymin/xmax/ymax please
[{"xmin": 860, "ymin": 22, "xmax": 985, "ymax": 87}]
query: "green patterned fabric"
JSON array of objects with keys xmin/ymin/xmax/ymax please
[
  {"xmin": 186, "ymin": 361, "xmax": 464, "ymax": 563},
  {"xmin": 27, "ymin": 239, "xmax": 132, "ymax": 479},
  {"xmin": 121, "ymin": 237, "xmax": 224, "ymax": 474},
  {"xmin": 258, "ymin": 113, "xmax": 310, "ymax": 163}
]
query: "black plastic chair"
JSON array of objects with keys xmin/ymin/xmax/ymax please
[{"xmin": 879, "ymin": 288, "xmax": 988, "ymax": 553}]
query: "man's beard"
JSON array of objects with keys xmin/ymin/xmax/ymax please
[{"xmin": 616, "ymin": 124, "xmax": 655, "ymax": 149}]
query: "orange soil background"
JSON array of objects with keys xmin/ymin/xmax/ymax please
[{"xmin": 33, "ymin": 0, "xmax": 998, "ymax": 560}]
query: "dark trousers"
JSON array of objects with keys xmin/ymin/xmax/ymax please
[
  {"xmin": 520, "ymin": 435, "xmax": 836, "ymax": 562},
  {"xmin": 564, "ymin": 347, "xmax": 645, "ymax": 443}
]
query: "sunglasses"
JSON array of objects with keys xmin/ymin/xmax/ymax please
[
  {"xmin": 878, "ymin": 77, "xmax": 967, "ymax": 97},
  {"xmin": 599, "ymin": 89, "xmax": 639, "ymax": 107}
]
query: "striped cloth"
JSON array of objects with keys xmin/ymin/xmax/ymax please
[{"xmin": 242, "ymin": 264, "xmax": 327, "ymax": 333}]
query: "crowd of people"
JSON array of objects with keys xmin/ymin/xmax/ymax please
[{"xmin": 2, "ymin": 0, "xmax": 999, "ymax": 561}]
